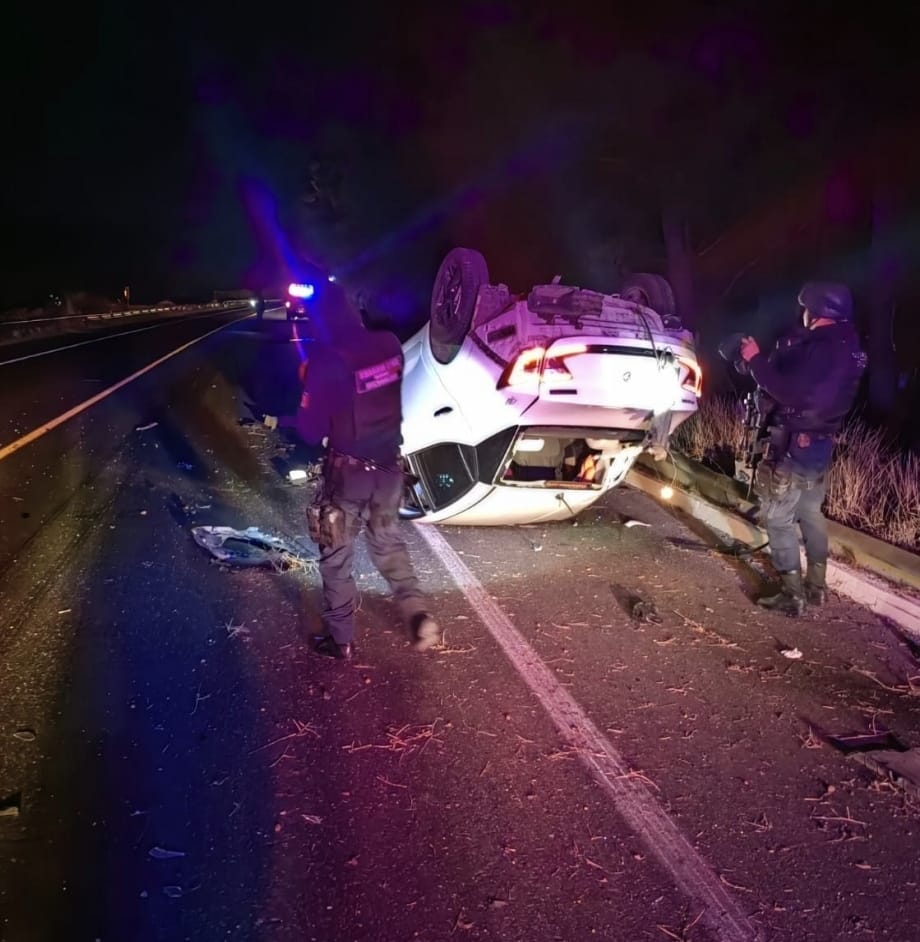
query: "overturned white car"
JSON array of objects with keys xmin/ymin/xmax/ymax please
[{"xmin": 399, "ymin": 248, "xmax": 701, "ymax": 525}]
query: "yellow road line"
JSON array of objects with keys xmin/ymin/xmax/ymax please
[
  {"xmin": 0, "ymin": 306, "xmax": 243, "ymax": 368},
  {"xmin": 0, "ymin": 312, "xmax": 253, "ymax": 463}
]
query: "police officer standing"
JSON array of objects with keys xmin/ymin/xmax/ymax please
[
  {"xmin": 738, "ymin": 282, "xmax": 866, "ymax": 615},
  {"xmin": 293, "ymin": 274, "xmax": 441, "ymax": 659}
]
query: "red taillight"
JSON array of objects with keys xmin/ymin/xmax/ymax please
[
  {"xmin": 498, "ymin": 346, "xmax": 545, "ymax": 388},
  {"xmin": 497, "ymin": 343, "xmax": 587, "ymax": 389},
  {"xmin": 677, "ymin": 356, "xmax": 702, "ymax": 396},
  {"xmin": 544, "ymin": 342, "xmax": 587, "ymax": 381}
]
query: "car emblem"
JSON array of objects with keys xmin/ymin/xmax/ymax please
[{"xmin": 622, "ymin": 371, "xmax": 631, "ymax": 382}]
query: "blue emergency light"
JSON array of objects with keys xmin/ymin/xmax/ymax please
[{"xmin": 288, "ymin": 283, "xmax": 315, "ymax": 299}]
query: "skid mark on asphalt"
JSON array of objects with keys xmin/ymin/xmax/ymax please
[{"xmin": 416, "ymin": 523, "xmax": 762, "ymax": 942}]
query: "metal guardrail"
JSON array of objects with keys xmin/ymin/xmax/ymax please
[
  {"xmin": 632, "ymin": 450, "xmax": 920, "ymax": 590},
  {"xmin": 0, "ymin": 306, "xmax": 237, "ymax": 328},
  {"xmin": 0, "ymin": 300, "xmax": 249, "ymax": 336},
  {"xmin": 82, "ymin": 301, "xmax": 238, "ymax": 322},
  {"xmin": 627, "ymin": 462, "xmax": 920, "ymax": 640}
]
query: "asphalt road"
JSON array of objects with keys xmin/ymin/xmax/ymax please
[{"xmin": 1, "ymin": 310, "xmax": 919, "ymax": 942}]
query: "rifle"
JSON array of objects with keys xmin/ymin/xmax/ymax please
[{"xmin": 738, "ymin": 390, "xmax": 770, "ymax": 493}]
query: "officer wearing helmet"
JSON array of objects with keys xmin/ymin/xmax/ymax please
[
  {"xmin": 737, "ymin": 282, "xmax": 866, "ymax": 615},
  {"xmin": 292, "ymin": 271, "xmax": 441, "ymax": 659}
]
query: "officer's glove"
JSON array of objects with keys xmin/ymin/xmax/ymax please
[{"xmin": 263, "ymin": 414, "xmax": 279, "ymax": 431}]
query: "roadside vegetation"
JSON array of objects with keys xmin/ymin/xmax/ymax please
[{"xmin": 671, "ymin": 395, "xmax": 920, "ymax": 551}]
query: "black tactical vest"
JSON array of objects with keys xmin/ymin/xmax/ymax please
[{"xmin": 328, "ymin": 328, "xmax": 404, "ymax": 465}]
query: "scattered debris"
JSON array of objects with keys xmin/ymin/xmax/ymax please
[
  {"xmin": 287, "ymin": 469, "xmax": 308, "ymax": 484},
  {"xmin": 13, "ymin": 729, "xmax": 35, "ymax": 742},
  {"xmin": 657, "ymin": 910, "xmax": 704, "ymax": 941},
  {"xmin": 828, "ymin": 730, "xmax": 907, "ymax": 754},
  {"xmin": 191, "ymin": 526, "xmax": 316, "ymax": 571},
  {"xmin": 624, "ymin": 519, "xmax": 651, "ymax": 528},
  {"xmin": 163, "ymin": 886, "xmax": 184, "ymax": 898},
  {"xmin": 797, "ymin": 728, "xmax": 824, "ymax": 750},
  {"xmin": 135, "ymin": 422, "xmax": 159, "ymax": 432},
  {"xmin": 342, "ymin": 720, "xmax": 445, "ymax": 760},
  {"xmin": 249, "ymin": 718, "xmax": 319, "ymax": 756},
  {"xmin": 850, "ymin": 667, "xmax": 920, "ymax": 698},
  {"xmin": 177, "ymin": 461, "xmax": 194, "ymax": 471},
  {"xmin": 781, "ymin": 647, "xmax": 803, "ymax": 660},
  {"xmin": 819, "ymin": 728, "xmax": 920, "ymax": 798},
  {"xmin": 148, "ymin": 846, "xmax": 186, "ymax": 860},
  {"xmin": 224, "ymin": 620, "xmax": 250, "ymax": 639},
  {"xmin": 851, "ymin": 749, "xmax": 920, "ymax": 799},
  {"xmin": 57, "ymin": 608, "xmax": 72, "ymax": 615},
  {"xmin": 0, "ymin": 792, "xmax": 22, "ymax": 817},
  {"xmin": 610, "ymin": 583, "xmax": 662, "ymax": 624},
  {"xmin": 190, "ymin": 683, "xmax": 211, "ymax": 716},
  {"xmin": 451, "ymin": 909, "xmax": 475, "ymax": 932},
  {"xmin": 631, "ymin": 598, "xmax": 662, "ymax": 624}
]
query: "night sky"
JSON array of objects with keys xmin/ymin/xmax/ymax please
[{"xmin": 3, "ymin": 2, "xmax": 918, "ymax": 322}]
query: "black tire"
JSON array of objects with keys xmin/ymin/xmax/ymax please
[
  {"xmin": 429, "ymin": 248, "xmax": 489, "ymax": 364},
  {"xmin": 621, "ymin": 273, "xmax": 677, "ymax": 319}
]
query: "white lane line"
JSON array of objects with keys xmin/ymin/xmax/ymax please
[
  {"xmin": 0, "ymin": 306, "xmax": 250, "ymax": 368},
  {"xmin": 0, "ymin": 312, "xmax": 253, "ymax": 463},
  {"xmin": 415, "ymin": 524, "xmax": 762, "ymax": 942}
]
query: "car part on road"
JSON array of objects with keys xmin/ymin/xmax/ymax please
[
  {"xmin": 191, "ymin": 525, "xmax": 316, "ymax": 570},
  {"xmin": 0, "ymin": 792, "xmax": 21, "ymax": 818},
  {"xmin": 609, "ymin": 583, "xmax": 662, "ymax": 624},
  {"xmin": 845, "ymin": 747, "xmax": 920, "ymax": 800}
]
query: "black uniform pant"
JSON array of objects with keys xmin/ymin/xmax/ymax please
[
  {"xmin": 756, "ymin": 461, "xmax": 828, "ymax": 574},
  {"xmin": 316, "ymin": 462, "xmax": 427, "ymax": 644}
]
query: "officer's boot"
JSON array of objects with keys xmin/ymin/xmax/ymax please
[
  {"xmin": 757, "ymin": 571, "xmax": 806, "ymax": 617},
  {"xmin": 804, "ymin": 561, "xmax": 827, "ymax": 606}
]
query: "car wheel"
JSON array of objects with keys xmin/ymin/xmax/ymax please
[
  {"xmin": 621, "ymin": 273, "xmax": 677, "ymax": 319},
  {"xmin": 429, "ymin": 247, "xmax": 489, "ymax": 364}
]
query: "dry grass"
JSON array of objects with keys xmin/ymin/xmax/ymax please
[
  {"xmin": 672, "ymin": 396, "xmax": 920, "ymax": 551},
  {"xmin": 825, "ymin": 423, "xmax": 920, "ymax": 550},
  {"xmin": 671, "ymin": 395, "xmax": 747, "ymax": 463},
  {"xmin": 341, "ymin": 720, "xmax": 445, "ymax": 761}
]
